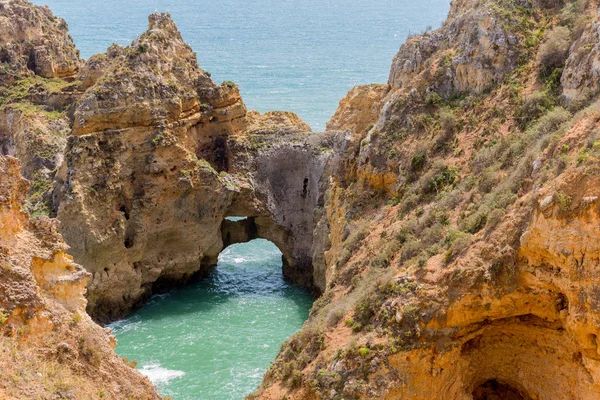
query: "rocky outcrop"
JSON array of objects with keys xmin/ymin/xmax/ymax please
[
  {"xmin": 561, "ymin": 2, "xmax": 600, "ymax": 106},
  {"xmin": 0, "ymin": 0, "xmax": 81, "ymax": 79},
  {"xmin": 72, "ymin": 12, "xmax": 231, "ymax": 135},
  {"xmin": 227, "ymin": 129, "xmax": 335, "ymax": 291},
  {"xmin": 53, "ymin": 12, "xmax": 332, "ymax": 322},
  {"xmin": 0, "ymin": 0, "xmax": 82, "ymax": 217},
  {"xmin": 326, "ymin": 84, "xmax": 390, "ymax": 137},
  {"xmin": 0, "ymin": 155, "xmax": 159, "ymax": 399},
  {"xmin": 388, "ymin": 0, "xmax": 528, "ymax": 96},
  {"xmin": 252, "ymin": 1, "xmax": 600, "ymax": 399}
]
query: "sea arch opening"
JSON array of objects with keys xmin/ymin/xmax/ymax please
[
  {"xmin": 220, "ymin": 215, "xmax": 297, "ymax": 283},
  {"xmin": 111, "ymin": 225, "xmax": 314, "ymax": 399}
]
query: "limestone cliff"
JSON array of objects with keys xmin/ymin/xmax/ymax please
[
  {"xmin": 53, "ymin": 12, "xmax": 332, "ymax": 322},
  {"xmin": 5, "ymin": 0, "xmax": 600, "ymax": 399},
  {"xmin": 0, "ymin": 0, "xmax": 81, "ymax": 79},
  {"xmin": 0, "ymin": 0, "xmax": 82, "ymax": 217},
  {"xmin": 0, "ymin": 155, "xmax": 159, "ymax": 399},
  {"xmin": 253, "ymin": 0, "xmax": 600, "ymax": 399}
]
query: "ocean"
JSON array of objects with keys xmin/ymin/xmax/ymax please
[{"xmin": 31, "ymin": 0, "xmax": 450, "ymax": 130}]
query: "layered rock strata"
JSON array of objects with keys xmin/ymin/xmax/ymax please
[
  {"xmin": 0, "ymin": 155, "xmax": 159, "ymax": 399},
  {"xmin": 53, "ymin": 12, "xmax": 333, "ymax": 322}
]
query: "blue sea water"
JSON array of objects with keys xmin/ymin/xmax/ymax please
[{"xmin": 31, "ymin": 0, "xmax": 450, "ymax": 130}]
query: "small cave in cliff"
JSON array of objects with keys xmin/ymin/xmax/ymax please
[
  {"xmin": 472, "ymin": 380, "xmax": 531, "ymax": 400},
  {"xmin": 197, "ymin": 135, "xmax": 229, "ymax": 172},
  {"xmin": 0, "ymin": 133, "xmax": 14, "ymax": 156},
  {"xmin": 124, "ymin": 226, "xmax": 136, "ymax": 249}
]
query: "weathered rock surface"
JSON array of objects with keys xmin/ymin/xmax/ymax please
[
  {"xmin": 561, "ymin": 3, "xmax": 600, "ymax": 106},
  {"xmin": 0, "ymin": 0, "xmax": 81, "ymax": 79},
  {"xmin": 388, "ymin": 0, "xmax": 527, "ymax": 97},
  {"xmin": 252, "ymin": 1, "xmax": 600, "ymax": 399},
  {"xmin": 5, "ymin": 0, "xmax": 600, "ymax": 399},
  {"xmin": 0, "ymin": 155, "xmax": 159, "ymax": 399},
  {"xmin": 0, "ymin": 0, "xmax": 82, "ymax": 216},
  {"xmin": 54, "ymin": 12, "xmax": 333, "ymax": 322}
]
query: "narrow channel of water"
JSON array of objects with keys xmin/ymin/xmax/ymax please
[{"xmin": 109, "ymin": 239, "xmax": 313, "ymax": 399}]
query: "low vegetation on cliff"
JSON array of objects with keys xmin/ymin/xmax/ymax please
[{"xmin": 3, "ymin": 0, "xmax": 600, "ymax": 399}]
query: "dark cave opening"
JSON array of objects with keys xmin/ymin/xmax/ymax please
[{"xmin": 472, "ymin": 379, "xmax": 531, "ymax": 400}]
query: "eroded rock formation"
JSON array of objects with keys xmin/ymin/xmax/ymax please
[
  {"xmin": 0, "ymin": 0, "xmax": 81, "ymax": 79},
  {"xmin": 0, "ymin": 0, "xmax": 82, "ymax": 216},
  {"xmin": 50, "ymin": 11, "xmax": 333, "ymax": 322},
  {"xmin": 0, "ymin": 155, "xmax": 159, "ymax": 399},
  {"xmin": 253, "ymin": 0, "xmax": 600, "ymax": 399},
  {"xmin": 4, "ymin": 0, "xmax": 600, "ymax": 399}
]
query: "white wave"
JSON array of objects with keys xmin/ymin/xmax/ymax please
[{"xmin": 139, "ymin": 362, "xmax": 185, "ymax": 384}]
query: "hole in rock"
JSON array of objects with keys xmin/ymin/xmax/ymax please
[
  {"xmin": 472, "ymin": 379, "xmax": 531, "ymax": 400},
  {"xmin": 124, "ymin": 229, "xmax": 135, "ymax": 248},
  {"xmin": 213, "ymin": 136, "xmax": 229, "ymax": 172},
  {"xmin": 26, "ymin": 51, "xmax": 36, "ymax": 72},
  {"xmin": 0, "ymin": 134, "xmax": 14, "ymax": 155},
  {"xmin": 109, "ymin": 238, "xmax": 313, "ymax": 399},
  {"xmin": 225, "ymin": 216, "xmax": 248, "ymax": 221},
  {"xmin": 588, "ymin": 333, "xmax": 597, "ymax": 348},
  {"xmin": 461, "ymin": 335, "xmax": 482, "ymax": 355},
  {"xmin": 119, "ymin": 205, "xmax": 130, "ymax": 220},
  {"xmin": 302, "ymin": 177, "xmax": 309, "ymax": 198}
]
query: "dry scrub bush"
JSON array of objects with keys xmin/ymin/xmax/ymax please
[{"xmin": 537, "ymin": 26, "xmax": 571, "ymax": 75}]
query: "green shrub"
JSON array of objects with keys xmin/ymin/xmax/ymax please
[
  {"xmin": 435, "ymin": 109, "xmax": 458, "ymax": 151},
  {"xmin": 421, "ymin": 162, "xmax": 458, "ymax": 195},
  {"xmin": 485, "ymin": 208, "xmax": 506, "ymax": 230},
  {"xmin": 517, "ymin": 91, "xmax": 554, "ymax": 127},
  {"xmin": 426, "ymin": 91, "xmax": 442, "ymax": 105},
  {"xmin": 439, "ymin": 109, "xmax": 458, "ymax": 134},
  {"xmin": 353, "ymin": 295, "xmax": 377, "ymax": 328},
  {"xmin": 462, "ymin": 209, "xmax": 488, "ymax": 234},
  {"xmin": 137, "ymin": 43, "xmax": 148, "ymax": 53},
  {"xmin": 371, "ymin": 251, "xmax": 391, "ymax": 268},
  {"xmin": 556, "ymin": 192, "xmax": 572, "ymax": 211},
  {"xmin": 477, "ymin": 169, "xmax": 496, "ymax": 194},
  {"xmin": 400, "ymin": 192, "xmax": 420, "ymax": 214},
  {"xmin": 444, "ymin": 232, "xmax": 472, "ymax": 263},
  {"xmin": 533, "ymin": 107, "xmax": 571, "ymax": 137},
  {"xmin": 410, "ymin": 151, "xmax": 427, "ymax": 172},
  {"xmin": 537, "ymin": 26, "xmax": 571, "ymax": 76},
  {"xmin": 400, "ymin": 238, "xmax": 423, "ymax": 261}
]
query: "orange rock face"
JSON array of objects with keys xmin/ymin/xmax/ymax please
[
  {"xmin": 6, "ymin": 0, "xmax": 600, "ymax": 399},
  {"xmin": 0, "ymin": 155, "xmax": 159, "ymax": 400}
]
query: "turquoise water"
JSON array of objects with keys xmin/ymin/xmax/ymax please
[
  {"xmin": 109, "ymin": 240, "xmax": 313, "ymax": 399},
  {"xmin": 31, "ymin": 0, "xmax": 450, "ymax": 130}
]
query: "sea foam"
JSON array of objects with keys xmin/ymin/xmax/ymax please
[{"xmin": 139, "ymin": 363, "xmax": 185, "ymax": 384}]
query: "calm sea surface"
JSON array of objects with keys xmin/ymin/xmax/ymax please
[
  {"xmin": 31, "ymin": 0, "xmax": 450, "ymax": 130},
  {"xmin": 30, "ymin": 1, "xmax": 452, "ymax": 398},
  {"xmin": 109, "ymin": 240, "xmax": 314, "ymax": 399}
]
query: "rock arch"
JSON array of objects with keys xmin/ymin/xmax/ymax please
[
  {"xmin": 220, "ymin": 216, "xmax": 295, "ymax": 284},
  {"xmin": 50, "ymin": 11, "xmax": 335, "ymax": 323}
]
